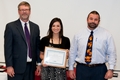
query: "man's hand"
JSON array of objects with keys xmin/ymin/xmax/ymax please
[
  {"xmin": 7, "ymin": 66, "xmax": 15, "ymax": 77},
  {"xmin": 69, "ymin": 70, "xmax": 76, "ymax": 79},
  {"xmin": 35, "ymin": 65, "xmax": 41, "ymax": 76},
  {"xmin": 104, "ymin": 70, "xmax": 113, "ymax": 79}
]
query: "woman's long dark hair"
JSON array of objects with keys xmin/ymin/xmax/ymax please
[{"xmin": 47, "ymin": 17, "xmax": 63, "ymax": 38}]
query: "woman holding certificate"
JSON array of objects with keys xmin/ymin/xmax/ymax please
[{"xmin": 40, "ymin": 17, "xmax": 70, "ymax": 80}]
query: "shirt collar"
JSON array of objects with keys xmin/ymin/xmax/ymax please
[
  {"xmin": 20, "ymin": 19, "xmax": 29, "ymax": 28},
  {"xmin": 20, "ymin": 19, "xmax": 29, "ymax": 24},
  {"xmin": 86, "ymin": 26, "xmax": 100, "ymax": 33}
]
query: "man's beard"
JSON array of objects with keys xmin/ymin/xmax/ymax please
[
  {"xmin": 21, "ymin": 14, "xmax": 29, "ymax": 21},
  {"xmin": 88, "ymin": 22, "xmax": 98, "ymax": 29}
]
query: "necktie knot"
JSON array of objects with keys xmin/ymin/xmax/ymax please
[
  {"xmin": 91, "ymin": 31, "xmax": 93, "ymax": 34},
  {"xmin": 24, "ymin": 23, "xmax": 28, "ymax": 31},
  {"xmin": 25, "ymin": 23, "xmax": 27, "ymax": 26}
]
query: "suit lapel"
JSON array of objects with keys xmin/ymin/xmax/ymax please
[
  {"xmin": 29, "ymin": 21, "xmax": 34, "ymax": 44},
  {"xmin": 15, "ymin": 20, "xmax": 34, "ymax": 45},
  {"xmin": 15, "ymin": 19, "xmax": 26, "ymax": 43}
]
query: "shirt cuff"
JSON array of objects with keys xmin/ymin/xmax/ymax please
[
  {"xmin": 109, "ymin": 65, "xmax": 114, "ymax": 70},
  {"xmin": 36, "ymin": 63, "xmax": 41, "ymax": 66},
  {"xmin": 69, "ymin": 66, "xmax": 74, "ymax": 70}
]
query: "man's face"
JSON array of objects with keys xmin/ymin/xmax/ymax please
[
  {"xmin": 87, "ymin": 14, "xmax": 100, "ymax": 30},
  {"xmin": 18, "ymin": 5, "xmax": 31, "ymax": 21}
]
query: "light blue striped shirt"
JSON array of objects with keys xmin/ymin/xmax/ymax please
[{"xmin": 68, "ymin": 26, "xmax": 116, "ymax": 70}]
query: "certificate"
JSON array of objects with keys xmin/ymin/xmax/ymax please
[{"xmin": 43, "ymin": 47, "xmax": 67, "ymax": 68}]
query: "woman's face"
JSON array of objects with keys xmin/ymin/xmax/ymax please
[{"xmin": 52, "ymin": 21, "xmax": 61, "ymax": 34}]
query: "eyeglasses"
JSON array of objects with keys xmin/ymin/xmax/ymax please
[{"xmin": 19, "ymin": 9, "xmax": 30, "ymax": 12}]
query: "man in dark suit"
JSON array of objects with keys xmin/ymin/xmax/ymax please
[{"xmin": 4, "ymin": 1, "xmax": 41, "ymax": 80}]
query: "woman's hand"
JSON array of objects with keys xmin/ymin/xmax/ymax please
[
  {"xmin": 41, "ymin": 60, "xmax": 48, "ymax": 67},
  {"xmin": 66, "ymin": 49, "xmax": 69, "ymax": 59}
]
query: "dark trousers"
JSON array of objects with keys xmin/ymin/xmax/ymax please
[
  {"xmin": 8, "ymin": 62, "xmax": 34, "ymax": 80},
  {"xmin": 76, "ymin": 63, "xmax": 107, "ymax": 80}
]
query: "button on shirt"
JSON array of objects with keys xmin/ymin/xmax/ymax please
[{"xmin": 68, "ymin": 26, "xmax": 116, "ymax": 70}]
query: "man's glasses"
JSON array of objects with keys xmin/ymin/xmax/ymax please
[{"xmin": 19, "ymin": 9, "xmax": 30, "ymax": 12}]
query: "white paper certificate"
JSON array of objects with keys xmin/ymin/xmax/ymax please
[{"xmin": 43, "ymin": 47, "xmax": 67, "ymax": 68}]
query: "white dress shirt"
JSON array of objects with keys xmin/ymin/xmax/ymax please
[{"xmin": 69, "ymin": 26, "xmax": 116, "ymax": 70}]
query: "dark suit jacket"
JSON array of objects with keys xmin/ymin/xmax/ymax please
[{"xmin": 4, "ymin": 19, "xmax": 41, "ymax": 74}]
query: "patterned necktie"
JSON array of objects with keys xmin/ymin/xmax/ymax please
[
  {"xmin": 85, "ymin": 31, "xmax": 93, "ymax": 64},
  {"xmin": 24, "ymin": 23, "xmax": 32, "ymax": 58}
]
